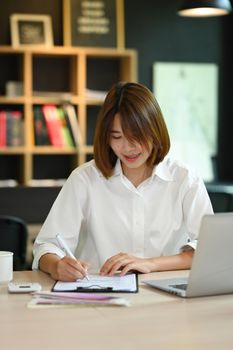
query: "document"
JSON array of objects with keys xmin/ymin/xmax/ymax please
[
  {"xmin": 27, "ymin": 291, "xmax": 131, "ymax": 308},
  {"xmin": 52, "ymin": 273, "xmax": 138, "ymax": 293}
]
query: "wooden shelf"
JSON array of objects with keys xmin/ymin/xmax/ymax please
[
  {"xmin": 30, "ymin": 147, "xmax": 79, "ymax": 154},
  {"xmin": 0, "ymin": 147, "xmax": 26, "ymax": 154},
  {"xmin": 0, "ymin": 96, "xmax": 26, "ymax": 104},
  {"xmin": 0, "ymin": 46, "xmax": 137, "ymax": 186}
]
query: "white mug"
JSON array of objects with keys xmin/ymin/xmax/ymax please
[{"xmin": 0, "ymin": 251, "xmax": 13, "ymax": 284}]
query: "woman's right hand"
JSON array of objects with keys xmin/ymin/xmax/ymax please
[{"xmin": 39, "ymin": 253, "xmax": 90, "ymax": 281}]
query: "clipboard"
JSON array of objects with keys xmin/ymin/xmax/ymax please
[{"xmin": 52, "ymin": 273, "xmax": 138, "ymax": 293}]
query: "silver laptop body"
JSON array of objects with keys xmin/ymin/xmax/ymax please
[{"xmin": 144, "ymin": 213, "xmax": 233, "ymax": 298}]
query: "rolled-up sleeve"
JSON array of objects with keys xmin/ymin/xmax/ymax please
[
  {"xmin": 180, "ymin": 239, "xmax": 197, "ymax": 252},
  {"xmin": 32, "ymin": 243, "xmax": 65, "ymax": 270},
  {"xmin": 180, "ymin": 175, "xmax": 213, "ymax": 252}
]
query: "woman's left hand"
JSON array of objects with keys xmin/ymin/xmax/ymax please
[{"xmin": 99, "ymin": 252, "xmax": 154, "ymax": 276}]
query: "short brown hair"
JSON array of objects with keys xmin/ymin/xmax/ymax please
[{"xmin": 94, "ymin": 82, "xmax": 170, "ymax": 178}]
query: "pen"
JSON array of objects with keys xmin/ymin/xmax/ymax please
[{"xmin": 56, "ymin": 234, "xmax": 89, "ymax": 280}]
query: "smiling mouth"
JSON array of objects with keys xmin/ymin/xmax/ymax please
[{"xmin": 124, "ymin": 153, "xmax": 141, "ymax": 161}]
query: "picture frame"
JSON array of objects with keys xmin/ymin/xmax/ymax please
[
  {"xmin": 10, "ymin": 14, "xmax": 54, "ymax": 47},
  {"xmin": 63, "ymin": 0, "xmax": 125, "ymax": 48}
]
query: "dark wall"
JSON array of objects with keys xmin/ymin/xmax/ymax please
[
  {"xmin": 124, "ymin": 0, "xmax": 233, "ymax": 181},
  {"xmin": 125, "ymin": 0, "xmax": 222, "ymax": 85}
]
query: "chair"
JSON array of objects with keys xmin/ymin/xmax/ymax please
[
  {"xmin": 208, "ymin": 192, "xmax": 233, "ymax": 213},
  {"xmin": 0, "ymin": 215, "xmax": 28, "ymax": 270}
]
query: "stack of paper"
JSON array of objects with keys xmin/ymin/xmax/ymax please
[{"xmin": 27, "ymin": 291, "xmax": 130, "ymax": 308}]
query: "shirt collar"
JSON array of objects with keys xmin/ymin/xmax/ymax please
[
  {"xmin": 93, "ymin": 159, "xmax": 121, "ymax": 178},
  {"xmin": 152, "ymin": 158, "xmax": 173, "ymax": 182},
  {"xmin": 111, "ymin": 158, "xmax": 173, "ymax": 182},
  {"xmin": 112, "ymin": 158, "xmax": 122, "ymax": 177}
]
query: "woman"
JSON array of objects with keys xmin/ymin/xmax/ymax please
[{"xmin": 33, "ymin": 82, "xmax": 213, "ymax": 281}]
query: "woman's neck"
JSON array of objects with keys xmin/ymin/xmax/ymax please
[{"xmin": 122, "ymin": 163, "xmax": 153, "ymax": 187}]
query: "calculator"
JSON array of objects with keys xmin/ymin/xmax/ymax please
[{"xmin": 8, "ymin": 282, "xmax": 42, "ymax": 293}]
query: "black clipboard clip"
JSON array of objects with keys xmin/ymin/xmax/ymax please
[{"xmin": 76, "ymin": 286, "xmax": 113, "ymax": 293}]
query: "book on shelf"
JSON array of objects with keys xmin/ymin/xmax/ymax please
[
  {"xmin": 56, "ymin": 107, "xmax": 75, "ymax": 147},
  {"xmin": 0, "ymin": 111, "xmax": 7, "ymax": 147},
  {"xmin": 0, "ymin": 110, "xmax": 23, "ymax": 147},
  {"xmin": 33, "ymin": 106, "xmax": 50, "ymax": 146},
  {"xmin": 9, "ymin": 111, "xmax": 24, "ymax": 147},
  {"xmin": 42, "ymin": 104, "xmax": 64, "ymax": 147},
  {"xmin": 34, "ymin": 104, "xmax": 82, "ymax": 148},
  {"xmin": 62, "ymin": 103, "xmax": 83, "ymax": 147}
]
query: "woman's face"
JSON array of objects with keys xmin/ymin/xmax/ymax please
[{"xmin": 109, "ymin": 113, "xmax": 153, "ymax": 171}]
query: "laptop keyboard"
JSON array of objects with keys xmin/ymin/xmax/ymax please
[{"xmin": 170, "ymin": 283, "xmax": 187, "ymax": 290}]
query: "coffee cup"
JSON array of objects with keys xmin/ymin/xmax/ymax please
[{"xmin": 0, "ymin": 251, "xmax": 13, "ymax": 284}]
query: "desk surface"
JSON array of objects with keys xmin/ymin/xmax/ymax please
[{"xmin": 1, "ymin": 270, "xmax": 233, "ymax": 350}]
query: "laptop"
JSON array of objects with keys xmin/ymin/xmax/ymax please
[{"xmin": 144, "ymin": 213, "xmax": 233, "ymax": 298}]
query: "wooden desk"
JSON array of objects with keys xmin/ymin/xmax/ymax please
[{"xmin": 1, "ymin": 270, "xmax": 233, "ymax": 350}]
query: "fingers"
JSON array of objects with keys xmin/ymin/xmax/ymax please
[
  {"xmin": 99, "ymin": 252, "xmax": 123, "ymax": 275},
  {"xmin": 100, "ymin": 253, "xmax": 135, "ymax": 276},
  {"xmin": 56, "ymin": 257, "xmax": 90, "ymax": 281},
  {"xmin": 79, "ymin": 260, "xmax": 91, "ymax": 279},
  {"xmin": 79, "ymin": 259, "xmax": 90, "ymax": 271},
  {"xmin": 100, "ymin": 253, "xmax": 153, "ymax": 276},
  {"xmin": 120, "ymin": 262, "xmax": 150, "ymax": 276}
]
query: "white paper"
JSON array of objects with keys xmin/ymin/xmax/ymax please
[{"xmin": 53, "ymin": 273, "xmax": 137, "ymax": 292}]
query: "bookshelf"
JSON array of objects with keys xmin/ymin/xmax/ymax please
[{"xmin": 0, "ymin": 46, "xmax": 137, "ymax": 186}]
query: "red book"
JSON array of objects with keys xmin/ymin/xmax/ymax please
[
  {"xmin": 42, "ymin": 105, "xmax": 64, "ymax": 147},
  {"xmin": 0, "ymin": 111, "xmax": 7, "ymax": 147}
]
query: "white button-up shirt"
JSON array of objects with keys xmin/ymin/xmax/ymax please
[{"xmin": 32, "ymin": 158, "xmax": 213, "ymax": 270}]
